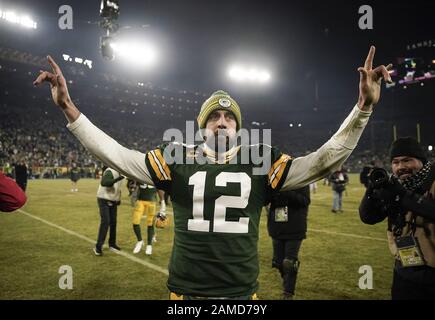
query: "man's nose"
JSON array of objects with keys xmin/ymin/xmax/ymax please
[
  {"xmin": 216, "ymin": 115, "xmax": 227, "ymax": 128},
  {"xmin": 397, "ymin": 161, "xmax": 406, "ymax": 170}
]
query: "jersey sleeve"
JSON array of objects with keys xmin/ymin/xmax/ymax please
[
  {"xmin": 267, "ymin": 146, "xmax": 293, "ymax": 190},
  {"xmin": 145, "ymin": 143, "xmax": 173, "ymax": 192}
]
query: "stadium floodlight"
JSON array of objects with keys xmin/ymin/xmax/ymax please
[
  {"xmin": 110, "ymin": 40, "xmax": 158, "ymax": 67},
  {"xmin": 228, "ymin": 65, "xmax": 271, "ymax": 84},
  {"xmin": 101, "ymin": 36, "xmax": 115, "ymax": 60},
  {"xmin": 0, "ymin": 9, "xmax": 37, "ymax": 29},
  {"xmin": 429, "ymin": 145, "xmax": 433, "ymax": 151}
]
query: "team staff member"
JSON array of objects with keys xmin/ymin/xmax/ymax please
[
  {"xmin": 94, "ymin": 166, "xmax": 125, "ymax": 256},
  {"xmin": 267, "ymin": 186, "xmax": 310, "ymax": 299}
]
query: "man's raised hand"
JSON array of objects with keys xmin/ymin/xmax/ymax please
[
  {"xmin": 357, "ymin": 46, "xmax": 393, "ymax": 111},
  {"xmin": 33, "ymin": 55, "xmax": 80, "ymax": 122}
]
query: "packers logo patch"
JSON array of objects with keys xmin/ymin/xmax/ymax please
[{"xmin": 218, "ymin": 98, "xmax": 231, "ymax": 108}]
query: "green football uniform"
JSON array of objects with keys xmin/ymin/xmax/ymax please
[
  {"xmin": 145, "ymin": 143, "xmax": 292, "ymax": 297},
  {"xmin": 70, "ymin": 167, "xmax": 80, "ymax": 182},
  {"xmin": 137, "ymin": 184, "xmax": 157, "ymax": 201}
]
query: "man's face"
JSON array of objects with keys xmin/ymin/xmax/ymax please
[
  {"xmin": 391, "ymin": 156, "xmax": 423, "ymax": 181},
  {"xmin": 204, "ymin": 110, "xmax": 237, "ymax": 151}
]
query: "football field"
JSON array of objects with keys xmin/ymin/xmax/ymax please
[{"xmin": 0, "ymin": 174, "xmax": 393, "ymax": 300}]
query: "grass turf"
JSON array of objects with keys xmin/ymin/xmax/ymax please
[{"xmin": 0, "ymin": 174, "xmax": 393, "ymax": 299}]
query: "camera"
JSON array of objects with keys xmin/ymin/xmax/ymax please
[{"xmin": 369, "ymin": 168, "xmax": 390, "ymax": 189}]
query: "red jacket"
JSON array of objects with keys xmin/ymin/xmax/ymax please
[{"xmin": 0, "ymin": 172, "xmax": 27, "ymax": 212}]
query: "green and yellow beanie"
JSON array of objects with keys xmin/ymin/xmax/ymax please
[{"xmin": 197, "ymin": 90, "xmax": 242, "ymax": 131}]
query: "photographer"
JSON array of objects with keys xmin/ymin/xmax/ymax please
[
  {"xmin": 329, "ymin": 167, "xmax": 349, "ymax": 213},
  {"xmin": 359, "ymin": 137, "xmax": 435, "ymax": 299}
]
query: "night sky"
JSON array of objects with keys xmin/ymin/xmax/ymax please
[{"xmin": 1, "ymin": 0, "xmax": 434, "ymax": 126}]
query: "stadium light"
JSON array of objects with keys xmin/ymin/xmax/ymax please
[
  {"xmin": 228, "ymin": 65, "xmax": 271, "ymax": 84},
  {"xmin": 100, "ymin": 36, "xmax": 115, "ymax": 60},
  {"xmin": 0, "ymin": 9, "xmax": 37, "ymax": 29},
  {"xmin": 110, "ymin": 40, "xmax": 158, "ymax": 67},
  {"xmin": 429, "ymin": 145, "xmax": 433, "ymax": 151}
]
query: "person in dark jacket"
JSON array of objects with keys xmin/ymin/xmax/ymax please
[
  {"xmin": 329, "ymin": 168, "xmax": 349, "ymax": 213},
  {"xmin": 13, "ymin": 160, "xmax": 28, "ymax": 192},
  {"xmin": 360, "ymin": 161, "xmax": 375, "ymax": 189},
  {"xmin": 359, "ymin": 137, "xmax": 435, "ymax": 300},
  {"xmin": 267, "ymin": 185, "xmax": 311, "ymax": 299}
]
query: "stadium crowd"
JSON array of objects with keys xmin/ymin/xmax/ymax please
[{"xmin": 1, "ymin": 49, "xmax": 432, "ymax": 179}]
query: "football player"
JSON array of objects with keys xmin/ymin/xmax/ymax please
[
  {"xmin": 132, "ymin": 183, "xmax": 166, "ymax": 255},
  {"xmin": 34, "ymin": 46, "xmax": 392, "ymax": 299},
  {"xmin": 69, "ymin": 162, "xmax": 80, "ymax": 192}
]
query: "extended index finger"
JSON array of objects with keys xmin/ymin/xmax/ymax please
[
  {"xmin": 364, "ymin": 46, "xmax": 376, "ymax": 70},
  {"xmin": 47, "ymin": 55, "xmax": 62, "ymax": 75}
]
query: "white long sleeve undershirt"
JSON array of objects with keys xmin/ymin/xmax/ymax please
[
  {"xmin": 67, "ymin": 104, "xmax": 371, "ymax": 189},
  {"xmin": 281, "ymin": 105, "xmax": 371, "ymax": 190}
]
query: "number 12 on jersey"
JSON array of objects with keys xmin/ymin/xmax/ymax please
[{"xmin": 188, "ymin": 171, "xmax": 251, "ymax": 234}]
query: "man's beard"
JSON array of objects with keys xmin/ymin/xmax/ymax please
[
  {"xmin": 205, "ymin": 132, "xmax": 237, "ymax": 153},
  {"xmin": 396, "ymin": 168, "xmax": 416, "ymax": 181}
]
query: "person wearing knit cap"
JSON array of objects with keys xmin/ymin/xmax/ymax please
[
  {"xmin": 360, "ymin": 137, "xmax": 435, "ymax": 300},
  {"xmin": 36, "ymin": 46, "xmax": 391, "ymax": 299},
  {"xmin": 390, "ymin": 137, "xmax": 427, "ymax": 166}
]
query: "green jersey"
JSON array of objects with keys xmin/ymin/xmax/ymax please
[
  {"xmin": 70, "ymin": 167, "xmax": 80, "ymax": 182},
  {"xmin": 145, "ymin": 143, "xmax": 292, "ymax": 297},
  {"xmin": 137, "ymin": 184, "xmax": 157, "ymax": 201}
]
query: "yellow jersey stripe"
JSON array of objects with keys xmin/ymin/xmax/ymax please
[
  {"xmin": 150, "ymin": 150, "xmax": 169, "ymax": 180},
  {"xmin": 154, "ymin": 149, "xmax": 171, "ymax": 179},
  {"xmin": 269, "ymin": 154, "xmax": 291, "ymax": 189},
  {"xmin": 268, "ymin": 155, "xmax": 286, "ymax": 180},
  {"xmin": 147, "ymin": 152, "xmax": 164, "ymax": 181}
]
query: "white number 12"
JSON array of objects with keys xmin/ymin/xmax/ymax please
[{"xmin": 188, "ymin": 171, "xmax": 251, "ymax": 233}]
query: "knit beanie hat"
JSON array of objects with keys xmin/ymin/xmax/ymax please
[
  {"xmin": 197, "ymin": 90, "xmax": 242, "ymax": 131},
  {"xmin": 389, "ymin": 137, "xmax": 427, "ymax": 164}
]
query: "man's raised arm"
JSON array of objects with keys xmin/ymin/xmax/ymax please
[
  {"xmin": 281, "ymin": 46, "xmax": 393, "ymax": 190},
  {"xmin": 33, "ymin": 56, "xmax": 154, "ymax": 185}
]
